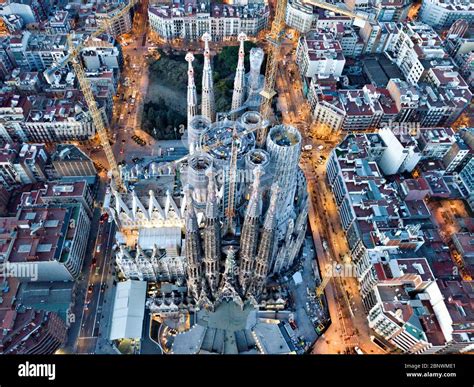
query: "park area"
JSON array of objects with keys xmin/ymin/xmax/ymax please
[{"xmin": 142, "ymin": 43, "xmax": 260, "ymax": 140}]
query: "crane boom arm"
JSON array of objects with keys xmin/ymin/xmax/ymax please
[
  {"xmin": 68, "ymin": 36, "xmax": 123, "ymax": 190},
  {"xmin": 302, "ymin": 0, "xmax": 372, "ymax": 22},
  {"xmin": 47, "ymin": 0, "xmax": 136, "ymax": 78},
  {"xmin": 258, "ymin": 0, "xmax": 288, "ymax": 146}
]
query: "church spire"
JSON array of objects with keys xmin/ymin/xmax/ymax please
[
  {"xmin": 231, "ymin": 32, "xmax": 247, "ymax": 118},
  {"xmin": 216, "ymin": 246, "xmax": 244, "ymax": 310},
  {"xmin": 185, "ymin": 52, "xmax": 197, "ymax": 131},
  {"xmin": 238, "ymin": 167, "xmax": 263, "ymax": 295},
  {"xmin": 201, "ymin": 32, "xmax": 215, "ymax": 122},
  {"xmin": 203, "ymin": 170, "xmax": 221, "ymax": 297},
  {"xmin": 184, "ymin": 187, "xmax": 202, "ymax": 301},
  {"xmin": 249, "ymin": 184, "xmax": 279, "ymax": 298}
]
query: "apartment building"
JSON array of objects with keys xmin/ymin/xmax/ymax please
[
  {"xmin": 51, "ymin": 144, "xmax": 97, "ymax": 179},
  {"xmin": 148, "ymin": 2, "xmax": 269, "ymax": 42},
  {"xmin": 0, "ymin": 203, "xmax": 91, "ymax": 281},
  {"xmin": 285, "ymin": 0, "xmax": 314, "ymax": 34},
  {"xmin": 458, "ymin": 158, "xmax": 474, "ymax": 211},
  {"xmin": 296, "ymin": 30, "xmax": 346, "ymax": 78},
  {"xmin": 384, "ymin": 22, "xmax": 447, "ymax": 85},
  {"xmin": 420, "ymin": 0, "xmax": 474, "ymax": 29},
  {"xmin": 0, "ymin": 142, "xmax": 48, "ymax": 187},
  {"xmin": 9, "ymin": 31, "xmax": 68, "ymax": 72}
]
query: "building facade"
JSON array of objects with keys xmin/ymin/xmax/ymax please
[{"xmin": 148, "ymin": 2, "xmax": 269, "ymax": 42}]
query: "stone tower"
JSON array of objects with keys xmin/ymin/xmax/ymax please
[
  {"xmin": 185, "ymin": 52, "xmax": 197, "ymax": 133},
  {"xmin": 231, "ymin": 32, "xmax": 247, "ymax": 116},
  {"xmin": 201, "ymin": 32, "xmax": 215, "ymax": 122}
]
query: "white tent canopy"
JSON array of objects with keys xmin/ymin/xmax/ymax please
[{"xmin": 109, "ymin": 280, "xmax": 147, "ymax": 340}]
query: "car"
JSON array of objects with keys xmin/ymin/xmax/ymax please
[
  {"xmin": 96, "ymin": 245, "xmax": 101, "ymax": 253},
  {"xmin": 88, "ymin": 284, "xmax": 94, "ymax": 294},
  {"xmin": 101, "ymin": 284, "xmax": 106, "ymax": 292},
  {"xmin": 95, "ymin": 267, "xmax": 100, "ymax": 276},
  {"xmin": 100, "ymin": 213, "xmax": 109, "ymax": 224},
  {"xmin": 91, "ymin": 257, "xmax": 97, "ymax": 267}
]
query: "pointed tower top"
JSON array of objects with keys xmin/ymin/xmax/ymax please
[
  {"xmin": 263, "ymin": 183, "xmax": 279, "ymax": 230},
  {"xmin": 245, "ymin": 166, "xmax": 263, "ymax": 219},
  {"xmin": 224, "ymin": 246, "xmax": 237, "ymax": 274},
  {"xmin": 205, "ymin": 169, "xmax": 219, "ymax": 220},
  {"xmin": 237, "ymin": 32, "xmax": 248, "ymax": 43},
  {"xmin": 252, "ymin": 166, "xmax": 263, "ymax": 190},
  {"xmin": 185, "ymin": 52, "xmax": 195, "ymax": 76},
  {"xmin": 202, "ymin": 32, "xmax": 212, "ymax": 44},
  {"xmin": 185, "ymin": 52, "xmax": 195, "ymax": 64},
  {"xmin": 205, "ymin": 168, "xmax": 216, "ymax": 201},
  {"xmin": 202, "ymin": 32, "xmax": 212, "ymax": 56},
  {"xmin": 184, "ymin": 186, "xmax": 198, "ymax": 231},
  {"xmin": 237, "ymin": 33, "xmax": 247, "ymax": 60},
  {"xmin": 232, "ymin": 123, "xmax": 240, "ymax": 141}
]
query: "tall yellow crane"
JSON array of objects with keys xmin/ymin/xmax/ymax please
[
  {"xmin": 49, "ymin": 0, "xmax": 137, "ymax": 191},
  {"xmin": 69, "ymin": 0, "xmax": 372, "ymax": 181},
  {"xmin": 258, "ymin": 0, "xmax": 373, "ymax": 146},
  {"xmin": 67, "ymin": 36, "xmax": 124, "ymax": 191},
  {"xmin": 257, "ymin": 0, "xmax": 288, "ymax": 146},
  {"xmin": 304, "ymin": 0, "xmax": 373, "ymax": 22}
]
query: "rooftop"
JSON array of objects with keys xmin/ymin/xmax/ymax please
[
  {"xmin": 0, "ymin": 205, "xmax": 76, "ymax": 264},
  {"xmin": 52, "ymin": 144, "xmax": 93, "ymax": 163}
]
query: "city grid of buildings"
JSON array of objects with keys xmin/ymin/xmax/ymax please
[{"xmin": 0, "ymin": 0, "xmax": 470, "ymax": 356}]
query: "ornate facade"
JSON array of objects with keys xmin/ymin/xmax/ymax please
[{"xmin": 109, "ymin": 34, "xmax": 309, "ymax": 310}]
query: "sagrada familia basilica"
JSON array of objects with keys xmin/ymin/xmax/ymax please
[{"xmin": 105, "ymin": 32, "xmax": 308, "ymax": 312}]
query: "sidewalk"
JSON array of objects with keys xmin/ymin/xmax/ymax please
[{"xmin": 95, "ymin": 260, "xmax": 119, "ymax": 354}]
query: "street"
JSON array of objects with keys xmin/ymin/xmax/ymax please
[{"xmin": 274, "ymin": 37, "xmax": 385, "ymax": 354}]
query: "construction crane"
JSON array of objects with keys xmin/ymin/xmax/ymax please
[
  {"xmin": 257, "ymin": 0, "xmax": 373, "ymax": 146},
  {"xmin": 257, "ymin": 0, "xmax": 288, "ymax": 146},
  {"xmin": 67, "ymin": 40, "xmax": 123, "ymax": 190},
  {"xmin": 304, "ymin": 0, "xmax": 374, "ymax": 24},
  {"xmin": 81, "ymin": 0, "xmax": 372, "ymax": 184},
  {"xmin": 47, "ymin": 0, "xmax": 137, "ymax": 191},
  {"xmin": 133, "ymin": 0, "xmax": 373, "ymax": 179},
  {"xmin": 315, "ymin": 268, "xmax": 332, "ymax": 298}
]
